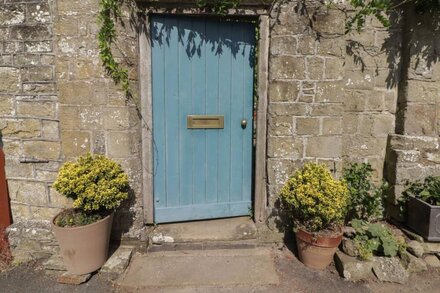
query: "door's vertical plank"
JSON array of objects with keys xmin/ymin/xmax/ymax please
[
  {"xmin": 205, "ymin": 19, "xmax": 219, "ymax": 203},
  {"xmin": 217, "ymin": 21, "xmax": 232, "ymax": 204},
  {"xmin": 229, "ymin": 25, "xmax": 245, "ymax": 203},
  {"xmin": 192, "ymin": 18, "xmax": 207, "ymax": 205},
  {"xmin": 151, "ymin": 16, "xmax": 167, "ymax": 209},
  {"xmin": 242, "ymin": 23, "xmax": 255, "ymax": 201},
  {"xmin": 178, "ymin": 17, "xmax": 194, "ymax": 206},
  {"xmin": 164, "ymin": 17, "xmax": 180, "ymax": 207}
]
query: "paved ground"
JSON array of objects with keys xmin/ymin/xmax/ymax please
[{"xmin": 1, "ymin": 247, "xmax": 440, "ymax": 293}]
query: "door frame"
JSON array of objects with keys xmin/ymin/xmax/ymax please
[{"xmin": 138, "ymin": 7, "xmax": 269, "ymax": 224}]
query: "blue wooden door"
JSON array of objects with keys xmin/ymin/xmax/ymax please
[{"xmin": 151, "ymin": 15, "xmax": 255, "ymax": 223}]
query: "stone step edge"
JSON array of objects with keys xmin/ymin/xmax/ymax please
[{"xmin": 145, "ymin": 239, "xmax": 280, "ymax": 253}]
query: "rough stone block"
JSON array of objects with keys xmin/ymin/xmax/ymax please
[
  {"xmin": 7, "ymin": 180, "xmax": 48, "ymax": 205},
  {"xmin": 59, "ymin": 81, "xmax": 104, "ymax": 105},
  {"xmin": 407, "ymin": 240, "xmax": 424, "ymax": 257},
  {"xmin": 0, "ymin": 5, "xmax": 25, "ymax": 25},
  {"xmin": 424, "ymin": 255, "xmax": 440, "ymax": 267},
  {"xmin": 29, "ymin": 206, "xmax": 61, "ymax": 221},
  {"xmin": 24, "ymin": 41, "xmax": 52, "ymax": 53},
  {"xmin": 103, "ymin": 107, "xmax": 133, "ymax": 130},
  {"xmin": 269, "ymin": 103, "xmax": 309, "ymax": 117},
  {"xmin": 317, "ymin": 37, "xmax": 345, "ymax": 57},
  {"xmin": 403, "ymin": 103, "xmax": 436, "ymax": 136},
  {"xmin": 16, "ymin": 101, "xmax": 55, "ymax": 118},
  {"xmin": 107, "ymin": 132, "xmax": 139, "ymax": 157},
  {"xmin": 268, "ymin": 115, "xmax": 293, "ymax": 137},
  {"xmin": 5, "ymin": 159, "xmax": 33, "ymax": 178},
  {"xmin": 345, "ymin": 90, "xmax": 366, "ymax": 112},
  {"xmin": 306, "ymin": 57, "xmax": 324, "ymax": 80},
  {"xmin": 324, "ymin": 58, "xmax": 344, "ymax": 80},
  {"xmin": 0, "ymin": 67, "xmax": 20, "ymax": 92},
  {"xmin": 315, "ymin": 81, "xmax": 344, "ymax": 103},
  {"xmin": 267, "ymin": 137, "xmax": 302, "ymax": 159},
  {"xmin": 22, "ymin": 82, "xmax": 55, "ymax": 94},
  {"xmin": 322, "ymin": 118, "xmax": 342, "ymax": 135},
  {"xmin": 60, "ymin": 130, "xmax": 91, "ymax": 157},
  {"xmin": 0, "ymin": 95, "xmax": 14, "ymax": 115},
  {"xmin": 27, "ymin": 3, "xmax": 51, "ymax": 24},
  {"xmin": 372, "ymin": 257, "xmax": 409, "ymax": 284},
  {"xmin": 267, "ymin": 159, "xmax": 300, "ymax": 186},
  {"xmin": 48, "ymin": 187, "xmax": 72, "ymax": 208},
  {"xmin": 42, "ymin": 120, "xmax": 59, "ymax": 140},
  {"xmin": 270, "ymin": 56, "xmax": 305, "ymax": 80},
  {"xmin": 297, "ymin": 35, "xmax": 317, "ymax": 55},
  {"xmin": 296, "ymin": 117, "xmax": 319, "ymax": 135},
  {"xmin": 310, "ymin": 103, "xmax": 344, "ymax": 117},
  {"xmin": 372, "ymin": 114, "xmax": 395, "ymax": 137},
  {"xmin": 22, "ymin": 66, "xmax": 53, "ymax": 82},
  {"xmin": 306, "ymin": 136, "xmax": 341, "ymax": 158},
  {"xmin": 101, "ymin": 245, "xmax": 134, "ymax": 274},
  {"xmin": 1, "ymin": 119, "xmax": 40, "ymax": 139},
  {"xmin": 334, "ymin": 251, "xmax": 373, "ymax": 281},
  {"xmin": 313, "ymin": 9, "xmax": 345, "ymax": 34},
  {"xmin": 270, "ymin": 36, "xmax": 296, "ymax": 56},
  {"xmin": 57, "ymin": 272, "xmax": 91, "ymax": 285},
  {"xmin": 43, "ymin": 254, "xmax": 67, "ymax": 272},
  {"xmin": 269, "ymin": 80, "xmax": 299, "ymax": 102},
  {"xmin": 345, "ymin": 70, "xmax": 374, "ymax": 90},
  {"xmin": 10, "ymin": 25, "xmax": 51, "ymax": 40},
  {"xmin": 421, "ymin": 242, "xmax": 440, "ymax": 254},
  {"xmin": 23, "ymin": 140, "xmax": 61, "ymax": 161},
  {"xmin": 59, "ymin": 106, "xmax": 79, "ymax": 130},
  {"xmin": 400, "ymin": 252, "xmax": 427, "ymax": 273}
]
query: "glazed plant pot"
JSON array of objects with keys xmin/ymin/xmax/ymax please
[
  {"xmin": 52, "ymin": 212, "xmax": 114, "ymax": 275},
  {"xmin": 295, "ymin": 228, "xmax": 343, "ymax": 270},
  {"xmin": 407, "ymin": 195, "xmax": 440, "ymax": 242}
]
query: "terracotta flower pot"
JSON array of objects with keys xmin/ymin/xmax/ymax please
[
  {"xmin": 295, "ymin": 228, "xmax": 342, "ymax": 270},
  {"xmin": 52, "ymin": 212, "xmax": 114, "ymax": 275}
]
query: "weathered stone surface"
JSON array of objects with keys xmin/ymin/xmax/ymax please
[
  {"xmin": 422, "ymin": 242, "xmax": 440, "ymax": 254},
  {"xmin": 372, "ymin": 257, "xmax": 409, "ymax": 284},
  {"xmin": 341, "ymin": 239, "xmax": 358, "ymax": 257},
  {"xmin": 269, "ymin": 80, "xmax": 300, "ymax": 102},
  {"xmin": 101, "ymin": 246, "xmax": 134, "ymax": 274},
  {"xmin": 334, "ymin": 251, "xmax": 373, "ymax": 281},
  {"xmin": 407, "ymin": 240, "xmax": 424, "ymax": 258},
  {"xmin": 306, "ymin": 136, "xmax": 342, "ymax": 158},
  {"xmin": 60, "ymin": 130, "xmax": 90, "ymax": 157},
  {"xmin": 424, "ymin": 255, "xmax": 440, "ymax": 267},
  {"xmin": 270, "ymin": 56, "xmax": 305, "ymax": 79},
  {"xmin": 0, "ymin": 5, "xmax": 25, "ymax": 25},
  {"xmin": 267, "ymin": 137, "xmax": 302, "ymax": 159},
  {"xmin": 296, "ymin": 118, "xmax": 319, "ymax": 135},
  {"xmin": 23, "ymin": 140, "xmax": 60, "ymax": 161},
  {"xmin": 0, "ymin": 67, "xmax": 20, "ymax": 92},
  {"xmin": 43, "ymin": 254, "xmax": 67, "ymax": 272},
  {"xmin": 57, "ymin": 272, "xmax": 91, "ymax": 285},
  {"xmin": 400, "ymin": 252, "xmax": 427, "ymax": 273}
]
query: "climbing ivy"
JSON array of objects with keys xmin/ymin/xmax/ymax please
[{"xmin": 97, "ymin": 0, "xmax": 132, "ymax": 99}]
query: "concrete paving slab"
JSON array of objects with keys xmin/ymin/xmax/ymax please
[
  {"xmin": 151, "ymin": 217, "xmax": 257, "ymax": 244},
  {"xmin": 117, "ymin": 248, "xmax": 279, "ymax": 290}
]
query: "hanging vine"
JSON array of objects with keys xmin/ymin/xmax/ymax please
[{"xmin": 97, "ymin": 0, "xmax": 133, "ymax": 99}]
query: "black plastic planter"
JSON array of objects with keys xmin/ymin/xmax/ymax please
[{"xmin": 407, "ymin": 195, "xmax": 440, "ymax": 242}]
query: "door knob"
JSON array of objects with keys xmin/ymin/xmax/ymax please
[{"xmin": 241, "ymin": 119, "xmax": 247, "ymax": 129}]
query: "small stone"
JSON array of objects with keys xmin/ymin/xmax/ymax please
[
  {"xmin": 151, "ymin": 233, "xmax": 164, "ymax": 244},
  {"xmin": 57, "ymin": 272, "xmax": 91, "ymax": 285},
  {"xmin": 400, "ymin": 252, "xmax": 427, "ymax": 273},
  {"xmin": 334, "ymin": 251, "xmax": 374, "ymax": 281},
  {"xmin": 401, "ymin": 227, "xmax": 424, "ymax": 243},
  {"xmin": 342, "ymin": 239, "xmax": 358, "ymax": 257},
  {"xmin": 163, "ymin": 236, "xmax": 174, "ymax": 243},
  {"xmin": 407, "ymin": 240, "xmax": 424, "ymax": 257},
  {"xmin": 422, "ymin": 242, "xmax": 440, "ymax": 254},
  {"xmin": 343, "ymin": 226, "xmax": 356, "ymax": 238},
  {"xmin": 101, "ymin": 246, "xmax": 134, "ymax": 274},
  {"xmin": 372, "ymin": 257, "xmax": 409, "ymax": 284},
  {"xmin": 424, "ymin": 255, "xmax": 440, "ymax": 267},
  {"xmin": 43, "ymin": 254, "xmax": 67, "ymax": 272}
]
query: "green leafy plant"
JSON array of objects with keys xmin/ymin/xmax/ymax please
[
  {"xmin": 279, "ymin": 162, "xmax": 349, "ymax": 232},
  {"xmin": 196, "ymin": 0, "xmax": 241, "ymax": 14},
  {"xmin": 53, "ymin": 153, "xmax": 129, "ymax": 227},
  {"xmin": 404, "ymin": 176, "xmax": 440, "ymax": 206},
  {"xmin": 351, "ymin": 219, "xmax": 406, "ymax": 260},
  {"xmin": 343, "ymin": 162, "xmax": 388, "ymax": 222}
]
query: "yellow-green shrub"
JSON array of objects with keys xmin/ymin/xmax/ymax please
[
  {"xmin": 53, "ymin": 153, "xmax": 129, "ymax": 213},
  {"xmin": 279, "ymin": 163, "xmax": 349, "ymax": 232}
]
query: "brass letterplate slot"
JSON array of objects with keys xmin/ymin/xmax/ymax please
[{"xmin": 187, "ymin": 115, "xmax": 224, "ymax": 129}]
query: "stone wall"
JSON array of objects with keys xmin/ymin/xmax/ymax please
[
  {"xmin": 266, "ymin": 1, "xmax": 402, "ymax": 217},
  {"xmin": 2, "ymin": 0, "xmax": 440, "ymax": 259}
]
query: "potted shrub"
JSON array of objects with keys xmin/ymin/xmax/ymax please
[
  {"xmin": 280, "ymin": 163, "xmax": 349, "ymax": 269},
  {"xmin": 404, "ymin": 176, "xmax": 440, "ymax": 242},
  {"xmin": 52, "ymin": 153, "xmax": 129, "ymax": 274}
]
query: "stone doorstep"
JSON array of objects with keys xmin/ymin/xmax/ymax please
[{"xmin": 57, "ymin": 272, "xmax": 91, "ymax": 285}]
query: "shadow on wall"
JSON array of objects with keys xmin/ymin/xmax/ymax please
[{"xmin": 111, "ymin": 186, "xmax": 137, "ymax": 241}]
